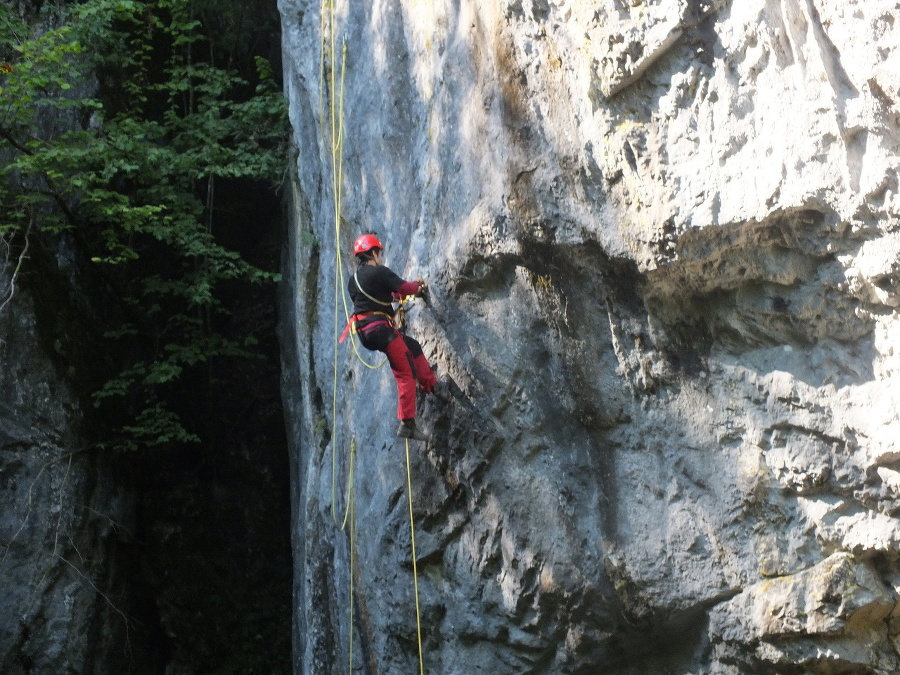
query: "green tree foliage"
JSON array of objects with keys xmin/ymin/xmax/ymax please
[{"xmin": 0, "ymin": 0, "xmax": 288, "ymax": 451}]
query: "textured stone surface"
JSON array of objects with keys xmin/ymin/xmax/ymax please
[
  {"xmin": 0, "ymin": 7, "xmax": 141, "ymax": 671},
  {"xmin": 279, "ymin": 0, "xmax": 900, "ymax": 672},
  {"xmin": 0, "ymin": 260, "xmax": 133, "ymax": 674}
]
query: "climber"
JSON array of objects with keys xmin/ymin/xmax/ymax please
[{"xmin": 345, "ymin": 233, "xmax": 438, "ymax": 441}]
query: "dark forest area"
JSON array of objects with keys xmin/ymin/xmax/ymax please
[{"xmin": 1, "ymin": 1, "xmax": 293, "ymax": 672}]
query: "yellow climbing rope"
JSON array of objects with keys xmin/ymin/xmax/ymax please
[
  {"xmin": 319, "ymin": 5, "xmax": 360, "ymax": 674},
  {"xmin": 348, "ymin": 453, "xmax": 357, "ymax": 671},
  {"xmin": 323, "ymin": 0, "xmax": 382, "ymax": 534},
  {"xmin": 406, "ymin": 438, "xmax": 425, "ymax": 675},
  {"xmin": 320, "ymin": 3, "xmax": 425, "ymax": 673}
]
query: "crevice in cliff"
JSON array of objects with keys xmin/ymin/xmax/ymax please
[
  {"xmin": 305, "ymin": 240, "xmax": 334, "ymax": 452},
  {"xmin": 570, "ymin": 583, "xmax": 724, "ymax": 675},
  {"xmin": 643, "ymin": 208, "xmax": 879, "ymax": 388},
  {"xmin": 350, "ymin": 543, "xmax": 380, "ymax": 675},
  {"xmin": 308, "ymin": 535, "xmax": 339, "ymax": 672}
]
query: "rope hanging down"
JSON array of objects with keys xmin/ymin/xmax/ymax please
[
  {"xmin": 406, "ymin": 438, "xmax": 425, "ymax": 675},
  {"xmin": 326, "ymin": 17, "xmax": 386, "ymax": 372},
  {"xmin": 319, "ymin": 3, "xmax": 425, "ymax": 673},
  {"xmin": 320, "ymin": 6, "xmax": 361, "ymax": 675},
  {"xmin": 322, "ymin": 1, "xmax": 380, "ymax": 534},
  {"xmin": 326, "ymin": 18, "xmax": 354, "ymax": 528}
]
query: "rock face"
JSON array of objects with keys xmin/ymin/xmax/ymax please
[
  {"xmin": 279, "ymin": 0, "xmax": 900, "ymax": 673},
  {"xmin": 1, "ymin": 5, "xmax": 138, "ymax": 666},
  {"xmin": 0, "ymin": 253, "xmax": 137, "ymax": 674}
]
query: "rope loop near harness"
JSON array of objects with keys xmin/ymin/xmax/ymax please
[{"xmin": 353, "ymin": 269, "xmax": 395, "ymax": 307}]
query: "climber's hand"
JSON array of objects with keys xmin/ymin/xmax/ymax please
[{"xmin": 415, "ymin": 278, "xmax": 428, "ymax": 298}]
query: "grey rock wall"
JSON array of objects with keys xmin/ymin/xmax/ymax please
[
  {"xmin": 279, "ymin": 0, "xmax": 900, "ymax": 673},
  {"xmin": 0, "ymin": 5, "xmax": 141, "ymax": 670},
  {"xmin": 0, "ymin": 258, "xmax": 133, "ymax": 674}
]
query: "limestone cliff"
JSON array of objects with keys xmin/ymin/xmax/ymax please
[
  {"xmin": 279, "ymin": 0, "xmax": 900, "ymax": 673},
  {"xmin": 0, "ymin": 249, "xmax": 139, "ymax": 673}
]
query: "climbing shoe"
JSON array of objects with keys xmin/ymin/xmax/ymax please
[{"xmin": 397, "ymin": 419, "xmax": 429, "ymax": 442}]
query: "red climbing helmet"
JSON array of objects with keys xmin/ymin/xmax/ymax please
[{"xmin": 353, "ymin": 234, "xmax": 383, "ymax": 256}]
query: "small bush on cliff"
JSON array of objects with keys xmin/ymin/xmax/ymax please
[{"xmin": 0, "ymin": 0, "xmax": 287, "ymax": 451}]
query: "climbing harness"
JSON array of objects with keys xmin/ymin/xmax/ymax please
[
  {"xmin": 338, "ymin": 310, "xmax": 393, "ymax": 343},
  {"xmin": 337, "ymin": 269, "xmax": 397, "ymax": 342},
  {"xmin": 338, "ymin": 267, "xmax": 417, "ymax": 343}
]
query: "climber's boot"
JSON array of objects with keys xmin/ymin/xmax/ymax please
[{"xmin": 398, "ymin": 418, "xmax": 429, "ymax": 442}]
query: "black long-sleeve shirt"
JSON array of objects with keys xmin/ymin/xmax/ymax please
[{"xmin": 348, "ymin": 264, "xmax": 411, "ymax": 314}]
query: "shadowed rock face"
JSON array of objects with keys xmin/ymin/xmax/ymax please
[
  {"xmin": 279, "ymin": 0, "xmax": 900, "ymax": 673},
  {"xmin": 0, "ymin": 260, "xmax": 137, "ymax": 674}
]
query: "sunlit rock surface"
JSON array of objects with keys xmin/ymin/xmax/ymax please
[{"xmin": 279, "ymin": 0, "xmax": 900, "ymax": 672}]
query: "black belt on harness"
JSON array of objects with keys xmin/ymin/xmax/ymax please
[{"xmin": 339, "ymin": 311, "xmax": 394, "ymax": 343}]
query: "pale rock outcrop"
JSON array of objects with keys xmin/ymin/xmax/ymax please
[
  {"xmin": 279, "ymin": 0, "xmax": 900, "ymax": 672},
  {"xmin": 710, "ymin": 552, "xmax": 899, "ymax": 673}
]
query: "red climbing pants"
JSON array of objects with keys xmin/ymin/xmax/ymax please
[{"xmin": 383, "ymin": 336, "xmax": 437, "ymax": 420}]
